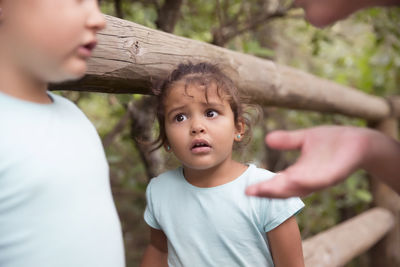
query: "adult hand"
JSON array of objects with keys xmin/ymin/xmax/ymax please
[{"xmin": 246, "ymin": 126, "xmax": 374, "ymax": 198}]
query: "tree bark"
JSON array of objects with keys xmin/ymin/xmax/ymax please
[
  {"xmin": 155, "ymin": 0, "xmax": 183, "ymax": 33},
  {"xmin": 114, "ymin": 0, "xmax": 124, "ymax": 18},
  {"xmin": 102, "ymin": 109, "xmax": 130, "ymax": 148},
  {"xmin": 303, "ymin": 208, "xmax": 394, "ymax": 267},
  {"xmin": 51, "ymin": 15, "xmax": 393, "ymax": 121},
  {"xmin": 212, "ymin": 5, "xmax": 292, "ymax": 47},
  {"xmin": 128, "ymin": 97, "xmax": 164, "ymax": 179},
  {"xmin": 261, "ymin": 107, "xmax": 288, "ymax": 172}
]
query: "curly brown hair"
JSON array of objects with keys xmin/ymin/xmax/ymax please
[{"xmin": 152, "ymin": 62, "xmax": 253, "ymax": 151}]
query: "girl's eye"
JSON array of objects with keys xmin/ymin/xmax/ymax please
[
  {"xmin": 205, "ymin": 110, "xmax": 219, "ymax": 118},
  {"xmin": 175, "ymin": 114, "xmax": 187, "ymax": 122}
]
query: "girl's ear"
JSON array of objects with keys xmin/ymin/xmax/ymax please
[{"xmin": 234, "ymin": 118, "xmax": 245, "ymax": 142}]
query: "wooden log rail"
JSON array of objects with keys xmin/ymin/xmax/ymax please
[
  {"xmin": 51, "ymin": 15, "xmax": 399, "ymax": 121},
  {"xmin": 51, "ymin": 15, "xmax": 399, "ymax": 266},
  {"xmin": 302, "ymin": 207, "xmax": 394, "ymax": 266}
]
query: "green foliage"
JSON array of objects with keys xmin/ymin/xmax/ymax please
[
  {"xmin": 242, "ymin": 40, "xmax": 275, "ymax": 58},
  {"xmin": 122, "ymin": 2, "xmax": 158, "ymax": 29},
  {"xmin": 288, "ymin": 8, "xmax": 400, "ymax": 97},
  {"xmin": 174, "ymin": 0, "xmax": 217, "ymax": 41},
  {"xmin": 298, "ymin": 170, "xmax": 371, "ymax": 237}
]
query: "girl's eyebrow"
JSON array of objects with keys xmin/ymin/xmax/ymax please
[
  {"xmin": 166, "ymin": 105, "xmax": 186, "ymax": 117},
  {"xmin": 166, "ymin": 102, "xmax": 225, "ymax": 117}
]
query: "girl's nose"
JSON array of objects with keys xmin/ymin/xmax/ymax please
[
  {"xmin": 191, "ymin": 120, "xmax": 206, "ymax": 135},
  {"xmin": 191, "ymin": 127, "xmax": 205, "ymax": 135},
  {"xmin": 87, "ymin": 2, "xmax": 106, "ymax": 32}
]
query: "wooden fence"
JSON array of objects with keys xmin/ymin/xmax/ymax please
[{"xmin": 53, "ymin": 15, "xmax": 400, "ymax": 266}]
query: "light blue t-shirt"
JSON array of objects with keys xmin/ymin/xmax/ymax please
[
  {"xmin": 144, "ymin": 164, "xmax": 304, "ymax": 267},
  {"xmin": 0, "ymin": 92, "xmax": 125, "ymax": 267}
]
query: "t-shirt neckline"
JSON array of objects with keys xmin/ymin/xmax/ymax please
[
  {"xmin": 0, "ymin": 90, "xmax": 55, "ymax": 107},
  {"xmin": 179, "ymin": 164, "xmax": 254, "ymax": 191}
]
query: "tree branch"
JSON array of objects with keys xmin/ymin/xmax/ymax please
[{"xmin": 155, "ymin": 0, "xmax": 183, "ymax": 33}]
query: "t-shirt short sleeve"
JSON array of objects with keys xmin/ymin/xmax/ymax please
[
  {"xmin": 144, "ymin": 179, "xmax": 162, "ymax": 230},
  {"xmin": 261, "ymin": 196, "xmax": 304, "ymax": 233}
]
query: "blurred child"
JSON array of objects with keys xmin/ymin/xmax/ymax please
[
  {"xmin": 141, "ymin": 62, "xmax": 304, "ymax": 267},
  {"xmin": 0, "ymin": 1, "xmax": 124, "ymax": 266}
]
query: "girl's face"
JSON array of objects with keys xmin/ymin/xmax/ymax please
[
  {"xmin": 0, "ymin": 0, "xmax": 105, "ymax": 83},
  {"xmin": 163, "ymin": 82, "xmax": 244, "ymax": 171}
]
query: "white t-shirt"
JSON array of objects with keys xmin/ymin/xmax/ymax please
[
  {"xmin": 0, "ymin": 92, "xmax": 125, "ymax": 267},
  {"xmin": 145, "ymin": 164, "xmax": 304, "ymax": 267}
]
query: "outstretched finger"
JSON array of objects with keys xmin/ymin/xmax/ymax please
[
  {"xmin": 245, "ymin": 173, "xmax": 308, "ymax": 199},
  {"xmin": 266, "ymin": 130, "xmax": 306, "ymax": 151}
]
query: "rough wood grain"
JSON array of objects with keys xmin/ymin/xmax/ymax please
[
  {"xmin": 51, "ymin": 15, "xmax": 392, "ymax": 121},
  {"xmin": 302, "ymin": 207, "xmax": 394, "ymax": 267}
]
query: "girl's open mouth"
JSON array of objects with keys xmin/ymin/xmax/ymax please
[{"xmin": 191, "ymin": 140, "xmax": 212, "ymax": 154}]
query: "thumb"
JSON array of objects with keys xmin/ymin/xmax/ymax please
[
  {"xmin": 266, "ymin": 130, "xmax": 306, "ymax": 150},
  {"xmin": 245, "ymin": 173, "xmax": 296, "ymax": 199}
]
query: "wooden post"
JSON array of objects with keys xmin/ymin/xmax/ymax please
[
  {"xmin": 369, "ymin": 116, "xmax": 400, "ymax": 267},
  {"xmin": 303, "ymin": 208, "xmax": 394, "ymax": 267}
]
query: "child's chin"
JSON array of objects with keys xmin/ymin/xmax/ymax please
[
  {"xmin": 66, "ymin": 70, "xmax": 86, "ymax": 81},
  {"xmin": 50, "ymin": 66, "xmax": 87, "ymax": 83},
  {"xmin": 48, "ymin": 72, "xmax": 85, "ymax": 83}
]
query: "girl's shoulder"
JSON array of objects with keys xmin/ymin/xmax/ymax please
[
  {"xmin": 145, "ymin": 167, "xmax": 185, "ymax": 203},
  {"xmin": 148, "ymin": 167, "xmax": 183, "ymax": 188},
  {"xmin": 246, "ymin": 164, "xmax": 277, "ymax": 185}
]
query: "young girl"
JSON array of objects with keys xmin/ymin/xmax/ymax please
[
  {"xmin": 0, "ymin": 1, "xmax": 124, "ymax": 267},
  {"xmin": 141, "ymin": 62, "xmax": 304, "ymax": 267}
]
